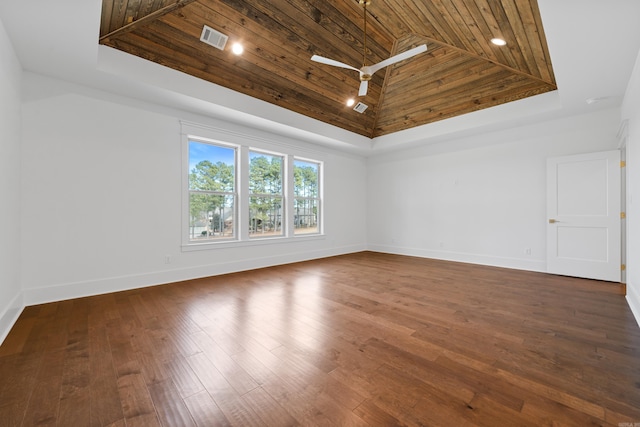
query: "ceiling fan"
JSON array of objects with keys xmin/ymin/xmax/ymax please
[{"xmin": 311, "ymin": 0, "xmax": 427, "ymax": 97}]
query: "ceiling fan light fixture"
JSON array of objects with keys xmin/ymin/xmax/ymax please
[{"xmin": 491, "ymin": 38, "xmax": 507, "ymax": 46}]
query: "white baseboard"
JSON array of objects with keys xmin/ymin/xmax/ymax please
[
  {"xmin": 626, "ymin": 283, "xmax": 640, "ymax": 328},
  {"xmin": 0, "ymin": 292, "xmax": 25, "ymax": 346},
  {"xmin": 366, "ymin": 244, "xmax": 546, "ymax": 273},
  {"xmin": 22, "ymin": 244, "xmax": 365, "ymax": 307}
]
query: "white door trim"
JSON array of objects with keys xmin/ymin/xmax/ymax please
[{"xmin": 546, "ymin": 150, "xmax": 621, "ymax": 282}]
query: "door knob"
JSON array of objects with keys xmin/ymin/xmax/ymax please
[{"xmin": 548, "ymin": 219, "xmax": 558, "ymax": 224}]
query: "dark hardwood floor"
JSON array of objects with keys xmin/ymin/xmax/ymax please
[{"xmin": 1, "ymin": 252, "xmax": 639, "ymax": 426}]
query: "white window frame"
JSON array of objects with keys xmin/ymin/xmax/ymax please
[
  {"xmin": 181, "ymin": 121, "xmax": 324, "ymax": 251},
  {"xmin": 183, "ymin": 136, "xmax": 239, "ymax": 246},
  {"xmin": 248, "ymin": 148, "xmax": 286, "ymax": 239},
  {"xmin": 293, "ymin": 157, "xmax": 323, "ymax": 236}
]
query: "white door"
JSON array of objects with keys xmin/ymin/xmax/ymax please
[{"xmin": 546, "ymin": 150, "xmax": 621, "ymax": 282}]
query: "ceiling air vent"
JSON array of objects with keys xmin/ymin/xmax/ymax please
[
  {"xmin": 200, "ymin": 25, "xmax": 228, "ymax": 50},
  {"xmin": 353, "ymin": 102, "xmax": 368, "ymax": 114}
]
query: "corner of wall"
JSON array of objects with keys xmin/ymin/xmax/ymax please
[
  {"xmin": 627, "ymin": 283, "xmax": 640, "ymax": 328},
  {"xmin": 367, "ymin": 244, "xmax": 546, "ymax": 273},
  {"xmin": 0, "ymin": 12, "xmax": 25, "ymax": 348},
  {"xmin": 0, "ymin": 291, "xmax": 25, "ymax": 346}
]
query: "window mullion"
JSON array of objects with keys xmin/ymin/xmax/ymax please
[
  {"xmin": 239, "ymin": 145, "xmax": 250, "ymax": 241},
  {"xmin": 286, "ymin": 154, "xmax": 295, "ymax": 237},
  {"xmin": 181, "ymin": 133, "xmax": 190, "ymax": 247}
]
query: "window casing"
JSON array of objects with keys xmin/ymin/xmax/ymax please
[
  {"xmin": 187, "ymin": 140, "xmax": 237, "ymax": 242},
  {"xmin": 249, "ymin": 150, "xmax": 284, "ymax": 238},
  {"xmin": 182, "ymin": 126, "xmax": 323, "ymax": 249},
  {"xmin": 294, "ymin": 158, "xmax": 321, "ymax": 235}
]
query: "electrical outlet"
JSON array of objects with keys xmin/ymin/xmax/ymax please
[
  {"xmin": 525, "ymin": 248, "xmax": 531, "ymax": 256},
  {"xmin": 165, "ymin": 255, "xmax": 171, "ymax": 264}
]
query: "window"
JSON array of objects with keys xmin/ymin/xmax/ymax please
[
  {"xmin": 294, "ymin": 159, "xmax": 320, "ymax": 235},
  {"xmin": 249, "ymin": 151, "xmax": 284, "ymax": 237},
  {"xmin": 182, "ymin": 124, "xmax": 323, "ymax": 248},
  {"xmin": 188, "ymin": 140, "xmax": 236, "ymax": 241}
]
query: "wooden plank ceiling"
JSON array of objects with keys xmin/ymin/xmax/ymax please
[{"xmin": 100, "ymin": 0, "xmax": 556, "ymax": 138}]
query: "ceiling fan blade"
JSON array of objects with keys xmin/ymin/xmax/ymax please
[
  {"xmin": 311, "ymin": 55, "xmax": 361, "ymax": 73},
  {"xmin": 358, "ymin": 80, "xmax": 368, "ymax": 96},
  {"xmin": 368, "ymin": 44, "xmax": 427, "ymax": 75}
]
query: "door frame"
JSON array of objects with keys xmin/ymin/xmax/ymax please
[{"xmin": 546, "ymin": 150, "xmax": 622, "ymax": 282}]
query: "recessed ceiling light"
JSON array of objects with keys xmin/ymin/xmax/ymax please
[
  {"xmin": 346, "ymin": 98, "xmax": 355, "ymax": 107},
  {"xmin": 231, "ymin": 42, "xmax": 244, "ymax": 55},
  {"xmin": 491, "ymin": 38, "xmax": 507, "ymax": 46}
]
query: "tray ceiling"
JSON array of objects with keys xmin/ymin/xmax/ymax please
[{"xmin": 99, "ymin": 0, "xmax": 556, "ymax": 138}]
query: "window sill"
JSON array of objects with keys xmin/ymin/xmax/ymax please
[{"xmin": 181, "ymin": 233, "xmax": 325, "ymax": 252}]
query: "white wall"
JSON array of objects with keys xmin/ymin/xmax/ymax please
[
  {"xmin": 622, "ymin": 48, "xmax": 640, "ymax": 325},
  {"xmin": 367, "ymin": 108, "xmax": 621, "ymax": 272},
  {"xmin": 0, "ymin": 17, "xmax": 23, "ymax": 343},
  {"xmin": 19, "ymin": 73, "xmax": 367, "ymax": 305}
]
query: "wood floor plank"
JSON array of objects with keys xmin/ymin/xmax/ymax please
[
  {"xmin": 260, "ymin": 376, "xmax": 336, "ymax": 427},
  {"xmin": 25, "ymin": 301, "xmax": 71, "ymax": 357},
  {"xmin": 311, "ymin": 390, "xmax": 370, "ymax": 427},
  {"xmin": 132, "ymin": 332, "xmax": 172, "ymax": 386},
  {"xmin": 329, "ymin": 366, "xmax": 379, "ymax": 401},
  {"xmin": 183, "ymin": 390, "xmax": 232, "ymax": 427},
  {"xmin": 1, "ymin": 252, "xmax": 639, "ymax": 426},
  {"xmin": 116, "ymin": 373, "xmax": 161, "ymax": 426},
  {"xmin": 21, "ymin": 349, "xmax": 65, "ymax": 426},
  {"xmin": 88, "ymin": 326, "xmax": 125, "ymax": 427},
  {"xmin": 188, "ymin": 330, "xmax": 259, "ymax": 395},
  {"xmin": 0, "ymin": 355, "xmax": 46, "ymax": 427},
  {"xmin": 185, "ymin": 352, "xmax": 265, "ymax": 427},
  {"xmin": 147, "ymin": 379, "xmax": 196, "ymax": 427},
  {"xmin": 229, "ymin": 349, "xmax": 277, "ymax": 387},
  {"xmin": 58, "ymin": 337, "xmax": 91, "ymax": 426},
  {"xmin": 163, "ymin": 356, "xmax": 205, "ymax": 399},
  {"xmin": 352, "ymin": 398, "xmax": 405, "ymax": 427},
  {"xmin": 55, "ymin": 300, "xmax": 91, "ymax": 426},
  {"xmin": 164, "ymin": 325, "xmax": 203, "ymax": 359},
  {"xmin": 242, "ymin": 386, "xmax": 299, "ymax": 427},
  {"xmin": 370, "ymin": 362, "xmax": 480, "ymax": 427},
  {"xmin": 0, "ymin": 316, "xmax": 36, "ymax": 357},
  {"xmin": 360, "ymin": 337, "xmax": 477, "ymax": 404}
]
